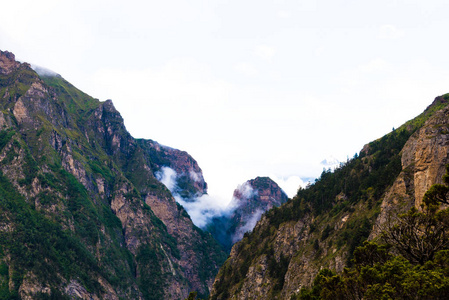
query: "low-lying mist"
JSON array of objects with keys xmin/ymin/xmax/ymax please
[{"xmin": 156, "ymin": 166, "xmax": 235, "ymax": 228}]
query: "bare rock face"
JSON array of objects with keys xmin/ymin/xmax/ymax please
[
  {"xmin": 375, "ymin": 104, "xmax": 449, "ymax": 231},
  {"xmin": 0, "ymin": 51, "xmax": 20, "ymax": 75}
]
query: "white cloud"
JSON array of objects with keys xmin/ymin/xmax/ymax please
[
  {"xmin": 271, "ymin": 175, "xmax": 307, "ymax": 198},
  {"xmin": 254, "ymin": 45, "xmax": 276, "ymax": 61},
  {"xmin": 232, "ymin": 209, "xmax": 264, "ymax": 243},
  {"xmin": 234, "ymin": 62, "xmax": 259, "ymax": 77},
  {"xmin": 237, "ymin": 182, "xmax": 255, "ymax": 199},
  {"xmin": 31, "ymin": 65, "xmax": 58, "ymax": 77},
  {"xmin": 155, "ymin": 166, "xmax": 230, "ymax": 228},
  {"xmin": 378, "ymin": 25, "xmax": 404, "ymax": 40},
  {"xmin": 360, "ymin": 58, "xmax": 390, "ymax": 73},
  {"xmin": 155, "ymin": 167, "xmax": 178, "ymax": 192},
  {"xmin": 277, "ymin": 10, "xmax": 291, "ymax": 19},
  {"xmin": 320, "ymin": 156, "xmax": 341, "ymax": 170},
  {"xmin": 175, "ymin": 194, "xmax": 227, "ymax": 228},
  {"xmin": 189, "ymin": 170, "xmax": 202, "ymax": 182}
]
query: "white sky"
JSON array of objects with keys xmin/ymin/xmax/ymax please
[{"xmin": 2, "ymin": 0, "xmax": 449, "ymax": 204}]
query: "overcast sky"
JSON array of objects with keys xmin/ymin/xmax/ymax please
[{"xmin": 2, "ymin": 0, "xmax": 449, "ymax": 206}]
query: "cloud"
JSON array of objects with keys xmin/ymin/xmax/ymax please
[
  {"xmin": 227, "ymin": 182, "xmax": 257, "ymax": 211},
  {"xmin": 277, "ymin": 10, "xmax": 291, "ymax": 19},
  {"xmin": 175, "ymin": 194, "xmax": 226, "ymax": 228},
  {"xmin": 234, "ymin": 62, "xmax": 258, "ymax": 77},
  {"xmin": 189, "ymin": 170, "xmax": 202, "ymax": 182},
  {"xmin": 254, "ymin": 45, "xmax": 276, "ymax": 61},
  {"xmin": 378, "ymin": 25, "xmax": 404, "ymax": 40},
  {"xmin": 31, "ymin": 64, "xmax": 58, "ymax": 77},
  {"xmin": 155, "ymin": 166, "xmax": 230, "ymax": 228},
  {"xmin": 360, "ymin": 58, "xmax": 390, "ymax": 73},
  {"xmin": 271, "ymin": 175, "xmax": 309, "ymax": 198},
  {"xmin": 155, "ymin": 166, "xmax": 178, "ymax": 192},
  {"xmin": 231, "ymin": 209, "xmax": 264, "ymax": 244},
  {"xmin": 320, "ymin": 156, "xmax": 341, "ymax": 169},
  {"xmin": 237, "ymin": 182, "xmax": 255, "ymax": 199}
]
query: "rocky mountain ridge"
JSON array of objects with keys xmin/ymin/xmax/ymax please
[{"xmin": 0, "ymin": 50, "xmax": 226, "ymax": 299}]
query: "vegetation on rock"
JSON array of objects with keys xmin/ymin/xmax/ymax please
[{"xmin": 296, "ymin": 168, "xmax": 449, "ymax": 299}]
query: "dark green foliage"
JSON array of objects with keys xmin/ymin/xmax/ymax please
[
  {"xmin": 0, "ymin": 173, "xmax": 103, "ymax": 296},
  {"xmin": 263, "ymin": 128, "xmax": 410, "ymax": 238},
  {"xmin": 0, "ymin": 65, "xmax": 37, "ymax": 104},
  {"xmin": 293, "ymin": 269, "xmax": 338, "ymax": 300},
  {"xmin": 341, "ymin": 217, "xmax": 372, "ymax": 265},
  {"xmin": 185, "ymin": 291, "xmax": 205, "ymax": 300},
  {"xmin": 313, "ymin": 239, "xmax": 320, "ymax": 251},
  {"xmin": 301, "ymin": 128, "xmax": 409, "ymax": 217},
  {"xmin": 268, "ymin": 252, "xmax": 290, "ymax": 291},
  {"xmin": 381, "ymin": 166, "xmax": 449, "ymax": 265},
  {"xmin": 101, "ymin": 204, "xmax": 122, "ymax": 229},
  {"xmin": 88, "ymin": 159, "xmax": 113, "ymax": 182},
  {"xmin": 0, "ymin": 262, "xmax": 12, "ymax": 299},
  {"xmin": 298, "ymin": 247, "xmax": 449, "ymax": 300},
  {"xmin": 40, "ymin": 75, "xmax": 99, "ymax": 121},
  {"xmin": 0, "ymin": 130, "xmax": 15, "ymax": 152},
  {"xmin": 352, "ymin": 241, "xmax": 391, "ymax": 267},
  {"xmin": 298, "ymin": 171, "xmax": 449, "ymax": 300},
  {"xmin": 382, "ymin": 207, "xmax": 449, "ymax": 265},
  {"xmin": 55, "ymin": 165, "xmax": 100, "ymax": 244},
  {"xmin": 192, "ymin": 226, "xmax": 227, "ymax": 286},
  {"xmin": 136, "ymin": 245, "xmax": 165, "ymax": 300},
  {"xmin": 320, "ymin": 224, "xmax": 333, "ymax": 241},
  {"xmin": 21, "ymin": 146, "xmax": 39, "ymax": 185}
]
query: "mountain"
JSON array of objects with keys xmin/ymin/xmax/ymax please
[
  {"xmin": 0, "ymin": 50, "xmax": 226, "ymax": 299},
  {"xmin": 137, "ymin": 139, "xmax": 208, "ymax": 200},
  {"xmin": 210, "ymin": 94, "xmax": 449, "ymax": 299},
  {"xmin": 207, "ymin": 177, "xmax": 288, "ymax": 252}
]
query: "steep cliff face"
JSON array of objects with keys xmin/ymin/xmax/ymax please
[
  {"xmin": 0, "ymin": 50, "xmax": 226, "ymax": 299},
  {"xmin": 210, "ymin": 95, "xmax": 449, "ymax": 300},
  {"xmin": 374, "ymin": 97, "xmax": 449, "ymax": 232}
]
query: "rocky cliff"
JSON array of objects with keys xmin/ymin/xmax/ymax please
[
  {"xmin": 210, "ymin": 95, "xmax": 449, "ymax": 299},
  {"xmin": 0, "ymin": 50, "xmax": 226, "ymax": 299}
]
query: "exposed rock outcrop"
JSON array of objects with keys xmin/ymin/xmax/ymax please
[{"xmin": 374, "ymin": 101, "xmax": 449, "ymax": 232}]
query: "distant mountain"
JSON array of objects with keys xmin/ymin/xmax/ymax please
[
  {"xmin": 210, "ymin": 94, "xmax": 449, "ymax": 299},
  {"xmin": 207, "ymin": 177, "xmax": 288, "ymax": 252},
  {"xmin": 0, "ymin": 50, "xmax": 226, "ymax": 299}
]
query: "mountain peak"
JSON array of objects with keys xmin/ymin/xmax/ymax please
[
  {"xmin": 0, "ymin": 50, "xmax": 21, "ymax": 75},
  {"xmin": 424, "ymin": 94, "xmax": 449, "ymax": 113},
  {"xmin": 208, "ymin": 176, "xmax": 288, "ymax": 252}
]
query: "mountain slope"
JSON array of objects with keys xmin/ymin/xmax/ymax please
[
  {"xmin": 0, "ymin": 50, "xmax": 226, "ymax": 299},
  {"xmin": 210, "ymin": 94, "xmax": 449, "ymax": 299}
]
